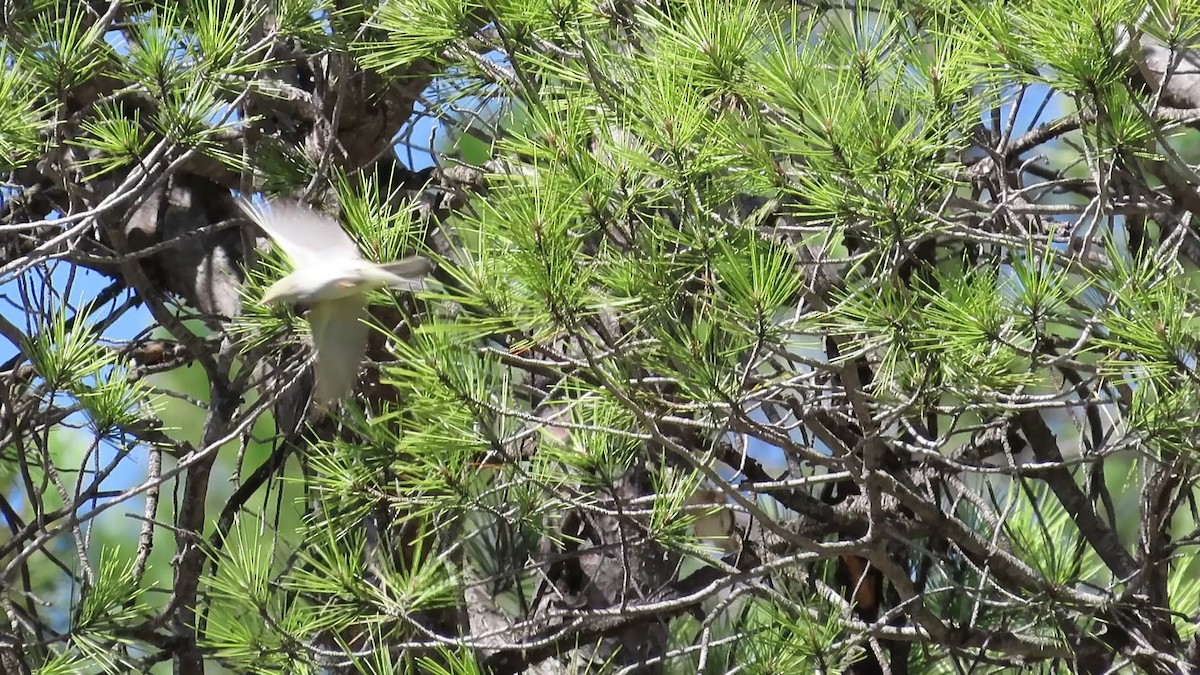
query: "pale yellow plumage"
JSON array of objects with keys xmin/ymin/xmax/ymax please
[{"xmin": 239, "ymin": 198, "xmax": 432, "ymax": 404}]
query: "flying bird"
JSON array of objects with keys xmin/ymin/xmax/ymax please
[{"xmin": 239, "ymin": 198, "xmax": 433, "ymax": 404}]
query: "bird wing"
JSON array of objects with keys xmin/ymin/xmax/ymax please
[
  {"xmin": 308, "ymin": 295, "xmax": 370, "ymax": 404},
  {"xmin": 238, "ymin": 197, "xmax": 362, "ymax": 267}
]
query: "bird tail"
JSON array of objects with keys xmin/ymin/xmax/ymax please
[{"xmin": 380, "ymin": 256, "xmax": 434, "ymax": 280}]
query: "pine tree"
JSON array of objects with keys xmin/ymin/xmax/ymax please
[{"xmin": 1, "ymin": 0, "xmax": 1200, "ymax": 673}]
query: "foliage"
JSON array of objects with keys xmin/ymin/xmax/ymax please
[{"xmin": 1, "ymin": 0, "xmax": 1200, "ymax": 673}]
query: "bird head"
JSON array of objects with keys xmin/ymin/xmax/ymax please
[{"xmin": 260, "ymin": 274, "xmax": 306, "ymax": 305}]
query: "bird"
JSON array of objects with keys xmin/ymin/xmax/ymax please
[{"xmin": 238, "ymin": 197, "xmax": 433, "ymax": 404}]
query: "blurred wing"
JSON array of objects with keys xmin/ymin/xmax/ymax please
[
  {"xmin": 238, "ymin": 197, "xmax": 362, "ymax": 266},
  {"xmin": 308, "ymin": 295, "xmax": 370, "ymax": 404}
]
